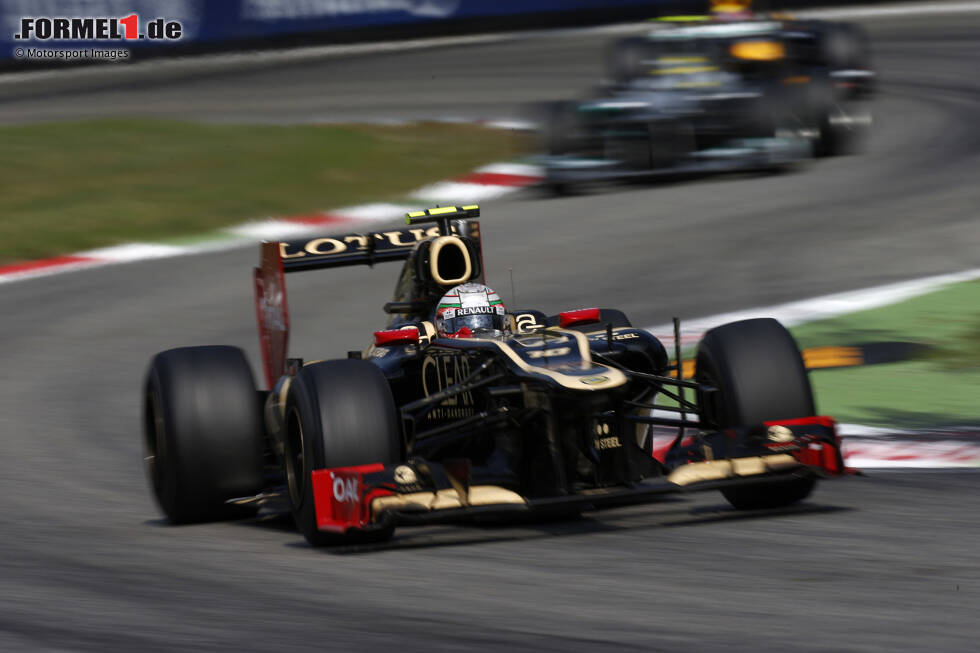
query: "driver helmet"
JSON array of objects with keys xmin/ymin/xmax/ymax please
[
  {"xmin": 710, "ymin": 0, "xmax": 753, "ymax": 19},
  {"xmin": 435, "ymin": 283, "xmax": 509, "ymax": 339}
]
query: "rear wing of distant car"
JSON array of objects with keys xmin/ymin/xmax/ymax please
[{"xmin": 253, "ymin": 205, "xmax": 482, "ymax": 388}]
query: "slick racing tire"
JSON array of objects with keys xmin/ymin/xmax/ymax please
[
  {"xmin": 143, "ymin": 346, "xmax": 265, "ymax": 524},
  {"xmin": 695, "ymin": 318, "xmax": 817, "ymax": 510},
  {"xmin": 818, "ymin": 22, "xmax": 872, "ymax": 74},
  {"xmin": 540, "ymin": 101, "xmax": 588, "ymax": 196},
  {"xmin": 284, "ymin": 359, "xmax": 401, "ymax": 547},
  {"xmin": 815, "ymin": 100, "xmax": 871, "ymax": 158},
  {"xmin": 541, "ymin": 101, "xmax": 586, "ymax": 157},
  {"xmin": 647, "ymin": 120, "xmax": 695, "ymax": 170}
]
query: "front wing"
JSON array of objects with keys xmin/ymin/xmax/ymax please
[
  {"xmin": 310, "ymin": 417, "xmax": 846, "ymax": 534},
  {"xmin": 541, "ymin": 136, "xmax": 809, "ymax": 185}
]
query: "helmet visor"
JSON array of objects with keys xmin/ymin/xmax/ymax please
[{"xmin": 440, "ymin": 305, "xmax": 507, "ymax": 337}]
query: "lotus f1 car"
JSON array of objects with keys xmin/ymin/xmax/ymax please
[
  {"xmin": 540, "ymin": 11, "xmax": 874, "ymax": 192},
  {"xmin": 143, "ymin": 205, "xmax": 845, "ymax": 546}
]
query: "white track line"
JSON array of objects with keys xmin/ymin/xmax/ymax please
[
  {"xmin": 77, "ymin": 243, "xmax": 191, "ymax": 261},
  {"xmin": 411, "ymin": 181, "xmax": 524, "ymax": 203},
  {"xmin": 647, "ymin": 268, "xmax": 980, "ymax": 345}
]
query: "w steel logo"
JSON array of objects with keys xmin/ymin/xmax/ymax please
[{"xmin": 14, "ymin": 15, "xmax": 182, "ymax": 41}]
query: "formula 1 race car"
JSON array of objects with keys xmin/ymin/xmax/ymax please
[
  {"xmin": 540, "ymin": 10, "xmax": 874, "ymax": 192},
  {"xmin": 142, "ymin": 205, "xmax": 845, "ymax": 546}
]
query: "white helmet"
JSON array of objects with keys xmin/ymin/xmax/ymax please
[{"xmin": 435, "ymin": 283, "xmax": 509, "ymax": 339}]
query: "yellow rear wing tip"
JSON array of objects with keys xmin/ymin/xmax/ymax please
[
  {"xmin": 655, "ymin": 15, "xmax": 710, "ymax": 22},
  {"xmin": 405, "ymin": 204, "xmax": 480, "ymax": 225}
]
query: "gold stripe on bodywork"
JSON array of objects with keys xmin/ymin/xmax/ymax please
[
  {"xmin": 667, "ymin": 454, "xmax": 798, "ymax": 486},
  {"xmin": 371, "ymin": 486, "xmax": 526, "ymax": 515},
  {"xmin": 486, "ymin": 328, "xmax": 629, "ymax": 391}
]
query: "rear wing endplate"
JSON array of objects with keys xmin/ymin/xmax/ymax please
[{"xmin": 253, "ymin": 206, "xmax": 481, "ymax": 388}]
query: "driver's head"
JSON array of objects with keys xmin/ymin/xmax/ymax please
[
  {"xmin": 435, "ymin": 283, "xmax": 509, "ymax": 339},
  {"xmin": 710, "ymin": 0, "xmax": 753, "ymax": 19}
]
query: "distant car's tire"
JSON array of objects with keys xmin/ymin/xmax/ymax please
[
  {"xmin": 638, "ymin": 119, "xmax": 695, "ymax": 170},
  {"xmin": 818, "ymin": 22, "xmax": 872, "ymax": 72},
  {"xmin": 540, "ymin": 101, "xmax": 588, "ymax": 196},
  {"xmin": 284, "ymin": 359, "xmax": 402, "ymax": 546},
  {"xmin": 541, "ymin": 101, "xmax": 585, "ymax": 157},
  {"xmin": 695, "ymin": 318, "xmax": 817, "ymax": 510},
  {"xmin": 814, "ymin": 100, "xmax": 871, "ymax": 157},
  {"xmin": 143, "ymin": 346, "xmax": 265, "ymax": 524}
]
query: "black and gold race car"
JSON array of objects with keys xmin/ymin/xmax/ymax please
[{"xmin": 143, "ymin": 205, "xmax": 845, "ymax": 546}]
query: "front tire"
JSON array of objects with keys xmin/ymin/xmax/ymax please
[
  {"xmin": 695, "ymin": 318, "xmax": 817, "ymax": 510},
  {"xmin": 284, "ymin": 359, "xmax": 402, "ymax": 546},
  {"xmin": 815, "ymin": 100, "xmax": 871, "ymax": 157},
  {"xmin": 143, "ymin": 346, "xmax": 265, "ymax": 524}
]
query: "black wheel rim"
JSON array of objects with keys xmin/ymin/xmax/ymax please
[
  {"xmin": 285, "ymin": 407, "xmax": 306, "ymax": 508},
  {"xmin": 144, "ymin": 385, "xmax": 175, "ymax": 513}
]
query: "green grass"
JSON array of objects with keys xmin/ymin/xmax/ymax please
[
  {"xmin": 659, "ymin": 280, "xmax": 980, "ymax": 428},
  {"xmin": 0, "ymin": 120, "xmax": 526, "ymax": 263},
  {"xmin": 791, "ymin": 280, "xmax": 980, "ymax": 427}
]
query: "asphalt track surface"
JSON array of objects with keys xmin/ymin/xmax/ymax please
[{"xmin": 1, "ymin": 10, "xmax": 979, "ymax": 653}]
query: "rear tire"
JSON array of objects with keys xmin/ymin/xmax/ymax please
[
  {"xmin": 143, "ymin": 346, "xmax": 265, "ymax": 524},
  {"xmin": 540, "ymin": 101, "xmax": 588, "ymax": 197},
  {"xmin": 284, "ymin": 359, "xmax": 402, "ymax": 546},
  {"xmin": 695, "ymin": 318, "xmax": 817, "ymax": 510}
]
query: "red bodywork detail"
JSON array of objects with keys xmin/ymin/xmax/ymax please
[
  {"xmin": 312, "ymin": 464, "xmax": 391, "ymax": 533},
  {"xmin": 559, "ymin": 307, "xmax": 601, "ymax": 329},
  {"xmin": 765, "ymin": 416, "xmax": 844, "ymax": 475},
  {"xmin": 764, "ymin": 416, "xmax": 837, "ymax": 429},
  {"xmin": 791, "ymin": 441, "xmax": 845, "ymax": 475},
  {"xmin": 374, "ymin": 329, "xmax": 420, "ymax": 346},
  {"xmin": 254, "ymin": 242, "xmax": 290, "ymax": 390}
]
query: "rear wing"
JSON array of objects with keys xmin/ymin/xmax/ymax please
[
  {"xmin": 278, "ymin": 205, "xmax": 481, "ymax": 273},
  {"xmin": 253, "ymin": 206, "xmax": 481, "ymax": 388}
]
